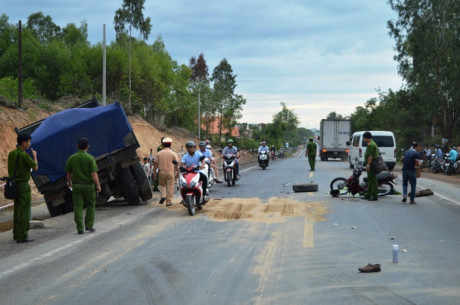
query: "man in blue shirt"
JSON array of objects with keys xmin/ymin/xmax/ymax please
[
  {"xmin": 181, "ymin": 141, "xmax": 208, "ymax": 201},
  {"xmin": 448, "ymin": 146, "xmax": 458, "ymax": 162},
  {"xmin": 401, "ymin": 142, "xmax": 422, "ymax": 204}
]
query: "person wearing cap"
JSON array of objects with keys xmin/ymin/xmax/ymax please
[
  {"xmin": 306, "ymin": 137, "xmax": 317, "ymax": 171},
  {"xmin": 8, "ymin": 132, "xmax": 38, "ymax": 243},
  {"xmin": 363, "ymin": 131, "xmax": 379, "ymax": 201},
  {"xmin": 65, "ymin": 138, "xmax": 101, "ymax": 234},
  {"xmin": 153, "ymin": 137, "xmax": 179, "ymax": 206},
  {"xmin": 198, "ymin": 141, "xmax": 222, "ymax": 183},
  {"xmin": 181, "ymin": 141, "xmax": 209, "ymax": 201},
  {"xmin": 257, "ymin": 141, "xmax": 270, "ymax": 166},
  {"xmin": 401, "ymin": 142, "xmax": 422, "ymax": 204},
  {"xmin": 222, "ymin": 139, "xmax": 240, "ymax": 177}
]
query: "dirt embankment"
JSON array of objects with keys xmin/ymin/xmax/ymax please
[{"xmin": 0, "ymin": 101, "xmax": 200, "ymax": 207}]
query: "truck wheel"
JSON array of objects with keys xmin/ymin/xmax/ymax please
[
  {"xmin": 62, "ymin": 191, "xmax": 74, "ymax": 214},
  {"xmin": 46, "ymin": 201, "xmax": 62, "ymax": 217},
  {"xmin": 130, "ymin": 163, "xmax": 153, "ymax": 202},
  {"xmin": 119, "ymin": 167, "xmax": 140, "ymax": 205},
  {"xmin": 292, "ymin": 183, "xmax": 318, "ymax": 192}
]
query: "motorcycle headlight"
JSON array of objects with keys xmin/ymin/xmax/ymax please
[
  {"xmin": 190, "ymin": 181, "xmax": 197, "ymax": 188},
  {"xmin": 181, "ymin": 181, "xmax": 188, "ymax": 188}
]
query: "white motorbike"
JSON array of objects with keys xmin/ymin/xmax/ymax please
[
  {"xmin": 258, "ymin": 151, "xmax": 269, "ymax": 170},
  {"xmin": 200, "ymin": 158, "xmax": 216, "ymax": 190}
]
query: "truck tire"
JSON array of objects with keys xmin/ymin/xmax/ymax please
[
  {"xmin": 46, "ymin": 201, "xmax": 62, "ymax": 217},
  {"xmin": 292, "ymin": 183, "xmax": 318, "ymax": 192},
  {"xmin": 62, "ymin": 191, "xmax": 74, "ymax": 214},
  {"xmin": 129, "ymin": 163, "xmax": 153, "ymax": 202},
  {"xmin": 119, "ymin": 167, "xmax": 140, "ymax": 205}
]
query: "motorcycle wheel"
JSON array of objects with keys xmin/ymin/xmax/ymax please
[
  {"xmin": 186, "ymin": 195, "xmax": 195, "ymax": 216},
  {"xmin": 226, "ymin": 172, "xmax": 231, "ymax": 187},
  {"xmin": 330, "ymin": 178, "xmax": 348, "ymax": 195},
  {"xmin": 378, "ymin": 182, "xmax": 393, "ymax": 196},
  {"xmin": 262, "ymin": 163, "xmax": 266, "ymax": 170}
]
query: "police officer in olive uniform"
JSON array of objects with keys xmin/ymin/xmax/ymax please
[
  {"xmin": 8, "ymin": 133, "xmax": 38, "ymax": 243},
  {"xmin": 363, "ymin": 132, "xmax": 379, "ymax": 201},
  {"xmin": 65, "ymin": 138, "xmax": 101, "ymax": 234},
  {"xmin": 306, "ymin": 137, "xmax": 317, "ymax": 171}
]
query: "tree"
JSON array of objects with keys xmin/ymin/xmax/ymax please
[
  {"xmin": 0, "ymin": 14, "xmax": 15, "ymax": 57},
  {"xmin": 211, "ymin": 58, "xmax": 237, "ymax": 145},
  {"xmin": 388, "ymin": 0, "xmax": 460, "ymax": 140},
  {"xmin": 326, "ymin": 111, "xmax": 345, "ymax": 120},
  {"xmin": 26, "ymin": 12, "xmax": 61, "ymax": 44},
  {"xmin": 190, "ymin": 53, "xmax": 210, "ymax": 138},
  {"xmin": 114, "ymin": 0, "xmax": 152, "ymax": 114}
]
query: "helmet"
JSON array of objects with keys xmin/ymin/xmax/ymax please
[
  {"xmin": 185, "ymin": 141, "xmax": 196, "ymax": 148},
  {"xmin": 205, "ymin": 139, "xmax": 210, "ymax": 144},
  {"xmin": 199, "ymin": 141, "xmax": 206, "ymax": 146},
  {"xmin": 262, "ymin": 141, "xmax": 266, "ymax": 145},
  {"xmin": 227, "ymin": 139, "xmax": 234, "ymax": 144}
]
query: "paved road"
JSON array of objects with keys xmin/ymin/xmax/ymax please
[{"xmin": 1, "ymin": 153, "xmax": 459, "ymax": 305}]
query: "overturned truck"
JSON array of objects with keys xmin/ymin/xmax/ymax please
[{"xmin": 16, "ymin": 98, "xmax": 152, "ymax": 217}]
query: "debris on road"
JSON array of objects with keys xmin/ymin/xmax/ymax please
[
  {"xmin": 409, "ymin": 188, "xmax": 434, "ymax": 197},
  {"xmin": 358, "ymin": 263, "xmax": 381, "ymax": 273},
  {"xmin": 292, "ymin": 182, "xmax": 318, "ymax": 192}
]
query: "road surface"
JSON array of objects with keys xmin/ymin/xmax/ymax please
[{"xmin": 1, "ymin": 152, "xmax": 459, "ymax": 305}]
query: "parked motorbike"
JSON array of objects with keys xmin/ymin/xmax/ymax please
[
  {"xmin": 258, "ymin": 151, "xmax": 269, "ymax": 170},
  {"xmin": 330, "ymin": 165, "xmax": 397, "ymax": 197},
  {"xmin": 442, "ymin": 154, "xmax": 458, "ymax": 175},
  {"xmin": 222, "ymin": 153, "xmax": 238, "ymax": 186},
  {"xmin": 422, "ymin": 153, "xmax": 434, "ymax": 170},
  {"xmin": 174, "ymin": 159, "xmax": 207, "ymax": 216},
  {"xmin": 431, "ymin": 156, "xmax": 443, "ymax": 173}
]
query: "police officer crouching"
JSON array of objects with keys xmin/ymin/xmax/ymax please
[{"xmin": 65, "ymin": 138, "xmax": 101, "ymax": 234}]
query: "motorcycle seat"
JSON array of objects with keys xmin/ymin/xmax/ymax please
[{"xmin": 363, "ymin": 172, "xmax": 392, "ymax": 183}]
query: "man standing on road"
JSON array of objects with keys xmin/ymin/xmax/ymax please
[
  {"xmin": 8, "ymin": 133, "xmax": 38, "ymax": 243},
  {"xmin": 65, "ymin": 138, "xmax": 101, "ymax": 235},
  {"xmin": 401, "ymin": 142, "xmax": 422, "ymax": 204},
  {"xmin": 306, "ymin": 137, "xmax": 317, "ymax": 171},
  {"xmin": 153, "ymin": 137, "xmax": 179, "ymax": 206},
  {"xmin": 363, "ymin": 132, "xmax": 379, "ymax": 201}
]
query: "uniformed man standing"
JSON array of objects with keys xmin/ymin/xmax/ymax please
[
  {"xmin": 363, "ymin": 132, "xmax": 379, "ymax": 201},
  {"xmin": 65, "ymin": 138, "xmax": 101, "ymax": 234},
  {"xmin": 153, "ymin": 137, "xmax": 179, "ymax": 206},
  {"xmin": 306, "ymin": 137, "xmax": 317, "ymax": 171},
  {"xmin": 8, "ymin": 133, "xmax": 38, "ymax": 243}
]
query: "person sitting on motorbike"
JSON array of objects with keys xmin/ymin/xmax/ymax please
[
  {"xmin": 222, "ymin": 139, "xmax": 240, "ymax": 177},
  {"xmin": 180, "ymin": 141, "xmax": 209, "ymax": 201},
  {"xmin": 257, "ymin": 141, "xmax": 270, "ymax": 165},
  {"xmin": 199, "ymin": 141, "xmax": 222, "ymax": 183},
  {"xmin": 448, "ymin": 146, "xmax": 458, "ymax": 163},
  {"xmin": 435, "ymin": 145, "xmax": 443, "ymax": 160},
  {"xmin": 205, "ymin": 139, "xmax": 212, "ymax": 150}
]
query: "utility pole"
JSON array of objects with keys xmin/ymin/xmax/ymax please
[
  {"xmin": 18, "ymin": 20, "xmax": 23, "ymax": 109},
  {"xmin": 198, "ymin": 85, "xmax": 201, "ymax": 139},
  {"xmin": 102, "ymin": 24, "xmax": 106, "ymax": 106}
]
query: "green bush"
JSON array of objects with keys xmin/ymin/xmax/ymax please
[{"xmin": 0, "ymin": 76, "xmax": 41, "ymax": 100}]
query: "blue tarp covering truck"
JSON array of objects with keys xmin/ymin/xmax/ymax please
[{"xmin": 16, "ymin": 98, "xmax": 152, "ymax": 217}]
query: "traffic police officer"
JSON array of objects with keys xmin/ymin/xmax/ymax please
[
  {"xmin": 363, "ymin": 131, "xmax": 379, "ymax": 201},
  {"xmin": 306, "ymin": 137, "xmax": 317, "ymax": 171},
  {"xmin": 65, "ymin": 138, "xmax": 101, "ymax": 234},
  {"xmin": 8, "ymin": 133, "xmax": 38, "ymax": 243}
]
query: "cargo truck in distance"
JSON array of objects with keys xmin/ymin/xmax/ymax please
[
  {"xmin": 16, "ymin": 98, "xmax": 152, "ymax": 217},
  {"xmin": 319, "ymin": 119, "xmax": 351, "ymax": 161}
]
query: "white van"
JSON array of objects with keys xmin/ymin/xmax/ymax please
[{"xmin": 347, "ymin": 131, "xmax": 397, "ymax": 170}]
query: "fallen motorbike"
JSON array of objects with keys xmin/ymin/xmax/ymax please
[
  {"xmin": 330, "ymin": 165, "xmax": 397, "ymax": 197},
  {"xmin": 174, "ymin": 159, "xmax": 207, "ymax": 216},
  {"xmin": 258, "ymin": 151, "xmax": 269, "ymax": 170},
  {"xmin": 222, "ymin": 153, "xmax": 238, "ymax": 186}
]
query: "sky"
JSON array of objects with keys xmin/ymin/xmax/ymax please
[{"xmin": 3, "ymin": 0, "xmax": 403, "ymax": 129}]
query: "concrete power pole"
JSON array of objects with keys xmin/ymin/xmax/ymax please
[{"xmin": 102, "ymin": 24, "xmax": 107, "ymax": 106}]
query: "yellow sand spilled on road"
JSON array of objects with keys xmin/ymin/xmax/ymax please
[{"xmin": 202, "ymin": 197, "xmax": 329, "ymax": 223}]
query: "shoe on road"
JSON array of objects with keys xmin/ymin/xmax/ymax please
[
  {"xmin": 402, "ymin": 197, "xmax": 407, "ymax": 203},
  {"xmin": 78, "ymin": 231, "xmax": 84, "ymax": 235},
  {"xmin": 85, "ymin": 228, "xmax": 96, "ymax": 232},
  {"xmin": 215, "ymin": 179, "xmax": 223, "ymax": 183},
  {"xmin": 159, "ymin": 198, "xmax": 166, "ymax": 204},
  {"xmin": 17, "ymin": 238, "xmax": 34, "ymax": 243},
  {"xmin": 410, "ymin": 201, "xmax": 416, "ymax": 204},
  {"xmin": 358, "ymin": 263, "xmax": 381, "ymax": 273},
  {"xmin": 166, "ymin": 203, "xmax": 173, "ymax": 206}
]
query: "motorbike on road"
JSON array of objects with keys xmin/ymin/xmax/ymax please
[
  {"xmin": 174, "ymin": 159, "xmax": 207, "ymax": 216},
  {"xmin": 330, "ymin": 165, "xmax": 397, "ymax": 197},
  {"xmin": 258, "ymin": 151, "xmax": 269, "ymax": 170},
  {"xmin": 201, "ymin": 158, "xmax": 216, "ymax": 189},
  {"xmin": 271, "ymin": 150, "xmax": 276, "ymax": 161},
  {"xmin": 222, "ymin": 153, "xmax": 239, "ymax": 186},
  {"xmin": 442, "ymin": 154, "xmax": 458, "ymax": 175}
]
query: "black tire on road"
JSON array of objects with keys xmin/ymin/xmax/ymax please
[
  {"xmin": 226, "ymin": 172, "xmax": 231, "ymax": 187},
  {"xmin": 46, "ymin": 201, "xmax": 62, "ymax": 217},
  {"xmin": 130, "ymin": 163, "xmax": 153, "ymax": 202},
  {"xmin": 292, "ymin": 183, "xmax": 318, "ymax": 192},
  {"xmin": 186, "ymin": 195, "xmax": 195, "ymax": 216},
  {"xmin": 62, "ymin": 190, "xmax": 74, "ymax": 214},
  {"xmin": 119, "ymin": 167, "xmax": 140, "ymax": 205}
]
